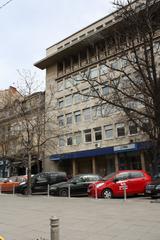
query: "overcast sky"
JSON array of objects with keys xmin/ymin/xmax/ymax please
[{"xmin": 0, "ymin": 0, "xmax": 114, "ymax": 90}]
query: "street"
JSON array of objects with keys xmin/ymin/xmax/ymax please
[{"xmin": 0, "ymin": 194, "xmax": 159, "ymax": 240}]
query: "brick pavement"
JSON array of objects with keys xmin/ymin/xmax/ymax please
[{"xmin": 0, "ymin": 194, "xmax": 159, "ymax": 240}]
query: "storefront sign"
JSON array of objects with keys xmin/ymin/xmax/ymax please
[{"xmin": 114, "ymin": 144, "xmax": 136, "ymax": 152}]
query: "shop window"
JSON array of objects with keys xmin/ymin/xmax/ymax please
[
  {"xmin": 66, "ymin": 113, "xmax": 72, "ymax": 125},
  {"xmin": 104, "ymin": 125, "xmax": 113, "ymax": 139},
  {"xmin": 74, "ymin": 111, "xmax": 81, "ymax": 123},
  {"xmin": 116, "ymin": 123, "xmax": 125, "ymax": 137},
  {"xmin": 65, "ymin": 95, "xmax": 72, "ymax": 107},
  {"xmin": 94, "ymin": 127, "xmax": 102, "ymax": 141},
  {"xmin": 84, "ymin": 129, "xmax": 92, "ymax": 143}
]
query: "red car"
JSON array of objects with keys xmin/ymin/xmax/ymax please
[{"xmin": 88, "ymin": 170, "xmax": 151, "ymax": 199}]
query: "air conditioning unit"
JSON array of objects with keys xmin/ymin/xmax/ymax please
[{"xmin": 95, "ymin": 143, "xmax": 101, "ymax": 148}]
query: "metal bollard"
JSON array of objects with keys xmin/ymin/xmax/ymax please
[
  {"xmin": 0, "ymin": 185, "xmax": 1, "ymax": 195},
  {"xmin": 95, "ymin": 183, "xmax": 98, "ymax": 200},
  {"xmin": 48, "ymin": 184, "xmax": 50, "ymax": 197},
  {"xmin": 68, "ymin": 184, "xmax": 70, "ymax": 198},
  {"xmin": 123, "ymin": 183, "xmax": 127, "ymax": 201},
  {"xmin": 50, "ymin": 217, "xmax": 59, "ymax": 240},
  {"xmin": 13, "ymin": 185, "xmax": 15, "ymax": 196}
]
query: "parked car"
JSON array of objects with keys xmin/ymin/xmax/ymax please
[
  {"xmin": 49, "ymin": 174, "xmax": 103, "ymax": 197},
  {"xmin": 15, "ymin": 172, "xmax": 67, "ymax": 195},
  {"xmin": 145, "ymin": 177, "xmax": 160, "ymax": 198},
  {"xmin": 0, "ymin": 175, "xmax": 27, "ymax": 193},
  {"xmin": 88, "ymin": 170, "xmax": 151, "ymax": 199}
]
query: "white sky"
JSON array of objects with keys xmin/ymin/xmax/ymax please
[{"xmin": 0, "ymin": 0, "xmax": 114, "ymax": 90}]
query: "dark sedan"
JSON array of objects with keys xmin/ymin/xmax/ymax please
[
  {"xmin": 145, "ymin": 177, "xmax": 160, "ymax": 198},
  {"xmin": 49, "ymin": 174, "xmax": 103, "ymax": 197}
]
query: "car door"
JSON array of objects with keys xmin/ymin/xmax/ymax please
[
  {"xmin": 113, "ymin": 172, "xmax": 130, "ymax": 196},
  {"xmin": 32, "ymin": 173, "xmax": 48, "ymax": 193},
  {"xmin": 70, "ymin": 176, "xmax": 86, "ymax": 196},
  {"xmin": 127, "ymin": 171, "xmax": 146, "ymax": 194}
]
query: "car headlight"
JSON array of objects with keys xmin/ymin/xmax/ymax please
[
  {"xmin": 96, "ymin": 183, "xmax": 105, "ymax": 188},
  {"xmin": 155, "ymin": 185, "xmax": 160, "ymax": 190}
]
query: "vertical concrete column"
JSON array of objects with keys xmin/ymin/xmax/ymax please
[
  {"xmin": 50, "ymin": 217, "xmax": 59, "ymax": 240},
  {"xmin": 92, "ymin": 157, "xmax": 96, "ymax": 174},
  {"xmin": 115, "ymin": 154, "xmax": 119, "ymax": 172},
  {"xmin": 72, "ymin": 159, "xmax": 76, "ymax": 177},
  {"xmin": 140, "ymin": 151, "xmax": 146, "ymax": 170}
]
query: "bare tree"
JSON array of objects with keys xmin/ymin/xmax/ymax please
[{"xmin": 71, "ymin": 0, "xmax": 160, "ymax": 175}]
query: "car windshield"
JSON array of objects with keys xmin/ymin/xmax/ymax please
[{"xmin": 103, "ymin": 172, "xmax": 115, "ymax": 181}]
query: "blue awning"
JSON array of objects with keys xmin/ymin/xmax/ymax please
[{"xmin": 50, "ymin": 141, "xmax": 151, "ymax": 161}]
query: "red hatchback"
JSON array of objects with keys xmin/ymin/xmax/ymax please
[{"xmin": 88, "ymin": 170, "xmax": 151, "ymax": 199}]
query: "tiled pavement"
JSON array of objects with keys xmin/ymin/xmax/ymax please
[{"xmin": 0, "ymin": 194, "xmax": 159, "ymax": 240}]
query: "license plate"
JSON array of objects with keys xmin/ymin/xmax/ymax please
[{"xmin": 146, "ymin": 190, "xmax": 151, "ymax": 193}]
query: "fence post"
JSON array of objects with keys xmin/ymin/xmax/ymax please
[
  {"xmin": 95, "ymin": 183, "xmax": 98, "ymax": 200},
  {"xmin": 0, "ymin": 185, "xmax": 1, "ymax": 195},
  {"xmin": 48, "ymin": 184, "xmax": 50, "ymax": 197},
  {"xmin": 123, "ymin": 183, "xmax": 127, "ymax": 201},
  {"xmin": 50, "ymin": 217, "xmax": 59, "ymax": 240},
  {"xmin": 13, "ymin": 185, "xmax": 15, "ymax": 196}
]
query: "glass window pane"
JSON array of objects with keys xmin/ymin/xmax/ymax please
[{"xmin": 65, "ymin": 95, "xmax": 72, "ymax": 106}]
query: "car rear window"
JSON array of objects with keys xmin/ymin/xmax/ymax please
[{"xmin": 129, "ymin": 172, "xmax": 144, "ymax": 179}]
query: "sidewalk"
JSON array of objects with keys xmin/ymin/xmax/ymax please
[{"xmin": 0, "ymin": 195, "xmax": 159, "ymax": 240}]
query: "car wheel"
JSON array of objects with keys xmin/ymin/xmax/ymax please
[
  {"xmin": 59, "ymin": 189, "xmax": 68, "ymax": 197},
  {"xmin": 102, "ymin": 189, "xmax": 113, "ymax": 199}
]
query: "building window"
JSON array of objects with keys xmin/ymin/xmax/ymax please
[
  {"xmin": 129, "ymin": 123, "xmax": 138, "ymax": 135},
  {"xmin": 73, "ymin": 93, "xmax": 82, "ymax": 104},
  {"xmin": 72, "ymin": 74, "xmax": 81, "ymax": 85},
  {"xmin": 74, "ymin": 111, "xmax": 81, "ymax": 123},
  {"xmin": 83, "ymin": 108, "xmax": 91, "ymax": 121},
  {"xmin": 94, "ymin": 127, "xmax": 102, "ymax": 141},
  {"xmin": 57, "ymin": 79, "xmax": 63, "ymax": 91},
  {"xmin": 65, "ymin": 77, "xmax": 73, "ymax": 89},
  {"xmin": 57, "ymin": 115, "xmax": 65, "ymax": 127},
  {"xmin": 57, "ymin": 98, "xmax": 64, "ymax": 108},
  {"xmin": 66, "ymin": 113, "xmax": 72, "ymax": 125},
  {"xmin": 92, "ymin": 106, "xmax": 102, "ymax": 119},
  {"xmin": 116, "ymin": 123, "xmax": 125, "ymax": 137},
  {"xmin": 99, "ymin": 64, "xmax": 108, "ymax": 75},
  {"xmin": 65, "ymin": 95, "xmax": 72, "ymax": 107},
  {"xmin": 102, "ymin": 82, "xmax": 109, "ymax": 95},
  {"xmin": 67, "ymin": 134, "xmax": 73, "ymax": 145},
  {"xmin": 104, "ymin": 125, "xmax": 113, "ymax": 139},
  {"xmin": 89, "ymin": 67, "xmax": 98, "ymax": 79},
  {"xmin": 82, "ymin": 88, "xmax": 90, "ymax": 101},
  {"xmin": 84, "ymin": 129, "xmax": 92, "ymax": 143},
  {"xmin": 74, "ymin": 132, "xmax": 82, "ymax": 145},
  {"xmin": 59, "ymin": 136, "xmax": 65, "ymax": 147}
]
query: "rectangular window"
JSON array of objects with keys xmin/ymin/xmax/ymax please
[
  {"xmin": 65, "ymin": 95, "xmax": 72, "ymax": 107},
  {"xmin": 74, "ymin": 111, "xmax": 81, "ymax": 123},
  {"xmin": 116, "ymin": 123, "xmax": 125, "ymax": 137},
  {"xmin": 57, "ymin": 98, "xmax": 64, "ymax": 108},
  {"xmin": 65, "ymin": 77, "xmax": 72, "ymax": 89},
  {"xmin": 57, "ymin": 115, "xmax": 65, "ymax": 127},
  {"xmin": 59, "ymin": 136, "xmax": 65, "ymax": 147},
  {"xmin": 94, "ymin": 127, "xmax": 102, "ymax": 141},
  {"xmin": 82, "ymin": 88, "xmax": 90, "ymax": 101},
  {"xmin": 67, "ymin": 134, "xmax": 73, "ymax": 145},
  {"xmin": 129, "ymin": 123, "xmax": 138, "ymax": 135},
  {"xmin": 84, "ymin": 129, "xmax": 92, "ymax": 143},
  {"xmin": 66, "ymin": 113, "xmax": 72, "ymax": 125},
  {"xmin": 83, "ymin": 108, "xmax": 91, "ymax": 121},
  {"xmin": 99, "ymin": 64, "xmax": 108, "ymax": 75},
  {"xmin": 102, "ymin": 83, "xmax": 109, "ymax": 95},
  {"xmin": 57, "ymin": 79, "xmax": 63, "ymax": 91},
  {"xmin": 92, "ymin": 106, "xmax": 102, "ymax": 119},
  {"xmin": 104, "ymin": 125, "xmax": 113, "ymax": 139},
  {"xmin": 72, "ymin": 74, "xmax": 81, "ymax": 85},
  {"xmin": 89, "ymin": 67, "xmax": 98, "ymax": 79},
  {"xmin": 74, "ymin": 132, "xmax": 82, "ymax": 145},
  {"xmin": 73, "ymin": 93, "xmax": 82, "ymax": 104}
]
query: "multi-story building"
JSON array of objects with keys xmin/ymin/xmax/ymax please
[
  {"xmin": 0, "ymin": 88, "xmax": 45, "ymax": 177},
  {"xmin": 35, "ymin": 1, "xmax": 159, "ymax": 176}
]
